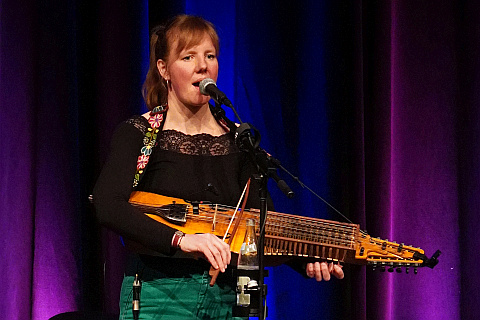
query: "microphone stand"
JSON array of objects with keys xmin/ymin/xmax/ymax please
[{"xmin": 210, "ymin": 102, "xmax": 294, "ymax": 320}]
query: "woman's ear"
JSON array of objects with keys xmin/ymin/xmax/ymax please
[{"xmin": 157, "ymin": 59, "xmax": 169, "ymax": 81}]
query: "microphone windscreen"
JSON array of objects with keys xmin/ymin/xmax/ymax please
[{"xmin": 199, "ymin": 78, "xmax": 216, "ymax": 95}]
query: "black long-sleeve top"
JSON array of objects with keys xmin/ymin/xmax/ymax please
[{"xmin": 93, "ymin": 115, "xmax": 266, "ymax": 256}]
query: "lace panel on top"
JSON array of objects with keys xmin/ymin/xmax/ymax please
[
  {"xmin": 158, "ymin": 130, "xmax": 238, "ymax": 156},
  {"xmin": 125, "ymin": 115, "xmax": 148, "ymax": 135}
]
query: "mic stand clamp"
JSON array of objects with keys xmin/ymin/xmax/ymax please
[
  {"xmin": 232, "ymin": 268, "xmax": 269, "ymax": 318},
  {"xmin": 235, "ymin": 122, "xmax": 261, "ymax": 152}
]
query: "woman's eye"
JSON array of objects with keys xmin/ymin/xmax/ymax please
[
  {"xmin": 182, "ymin": 55, "xmax": 193, "ymax": 61},
  {"xmin": 207, "ymin": 54, "xmax": 216, "ymax": 60}
]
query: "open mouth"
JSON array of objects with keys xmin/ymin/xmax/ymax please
[{"xmin": 192, "ymin": 82, "xmax": 200, "ymax": 87}]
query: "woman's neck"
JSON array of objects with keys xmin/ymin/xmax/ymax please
[{"xmin": 163, "ymin": 101, "xmax": 225, "ymax": 136}]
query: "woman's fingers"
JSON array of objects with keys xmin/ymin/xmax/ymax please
[
  {"xmin": 333, "ymin": 264, "xmax": 345, "ymax": 279},
  {"xmin": 318, "ymin": 261, "xmax": 330, "ymax": 281},
  {"xmin": 180, "ymin": 235, "xmax": 345, "ymax": 279},
  {"xmin": 306, "ymin": 262, "xmax": 344, "ymax": 281},
  {"xmin": 179, "ymin": 233, "xmax": 231, "ymax": 272}
]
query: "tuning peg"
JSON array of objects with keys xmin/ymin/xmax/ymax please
[
  {"xmin": 414, "ymin": 268, "xmax": 418, "ymax": 275},
  {"xmin": 397, "ymin": 243, "xmax": 404, "ymax": 253},
  {"xmin": 388, "ymin": 267, "xmax": 394, "ymax": 273},
  {"xmin": 380, "ymin": 266, "xmax": 386, "ymax": 272},
  {"xmin": 396, "ymin": 267, "xmax": 402, "ymax": 273},
  {"xmin": 405, "ymin": 267, "xmax": 409, "ymax": 274}
]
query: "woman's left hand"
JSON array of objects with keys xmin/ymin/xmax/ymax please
[{"xmin": 306, "ymin": 262, "xmax": 344, "ymax": 281}]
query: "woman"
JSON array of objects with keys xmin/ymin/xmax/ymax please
[{"xmin": 93, "ymin": 14, "xmax": 343, "ymax": 320}]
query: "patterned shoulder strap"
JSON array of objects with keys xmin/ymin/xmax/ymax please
[{"xmin": 132, "ymin": 105, "xmax": 168, "ymax": 188}]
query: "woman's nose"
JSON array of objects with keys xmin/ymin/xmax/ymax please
[{"xmin": 196, "ymin": 57, "xmax": 207, "ymax": 72}]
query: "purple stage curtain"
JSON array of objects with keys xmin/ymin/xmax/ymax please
[
  {"xmin": 362, "ymin": 2, "xmax": 459, "ymax": 319},
  {"xmin": 1, "ymin": 1, "xmax": 479, "ymax": 319},
  {"xmin": 0, "ymin": 0, "xmax": 148, "ymax": 319},
  {"xmin": 0, "ymin": 1, "xmax": 83, "ymax": 319}
]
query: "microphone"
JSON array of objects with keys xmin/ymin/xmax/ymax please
[
  {"xmin": 199, "ymin": 78, "xmax": 233, "ymax": 107},
  {"xmin": 132, "ymin": 274, "xmax": 141, "ymax": 320}
]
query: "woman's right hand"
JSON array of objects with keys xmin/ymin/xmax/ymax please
[{"xmin": 179, "ymin": 233, "xmax": 231, "ymax": 272}]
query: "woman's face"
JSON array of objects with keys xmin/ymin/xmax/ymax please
[{"xmin": 159, "ymin": 33, "xmax": 219, "ymax": 109}]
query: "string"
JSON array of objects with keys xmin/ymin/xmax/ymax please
[
  {"xmin": 136, "ymin": 203, "xmax": 357, "ymax": 230},
  {"xmin": 131, "ymin": 197, "xmax": 360, "ymax": 249},
  {"xmin": 134, "ymin": 202, "xmax": 358, "ymax": 246}
]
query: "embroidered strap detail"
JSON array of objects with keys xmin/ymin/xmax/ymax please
[{"xmin": 133, "ymin": 105, "xmax": 168, "ymax": 187}]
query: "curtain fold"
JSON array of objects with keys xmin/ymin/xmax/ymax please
[
  {"xmin": 0, "ymin": 1, "xmax": 83, "ymax": 319},
  {"xmin": 457, "ymin": 2, "xmax": 480, "ymax": 319}
]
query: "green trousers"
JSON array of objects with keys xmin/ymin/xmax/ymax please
[{"xmin": 119, "ymin": 272, "xmax": 246, "ymax": 320}]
